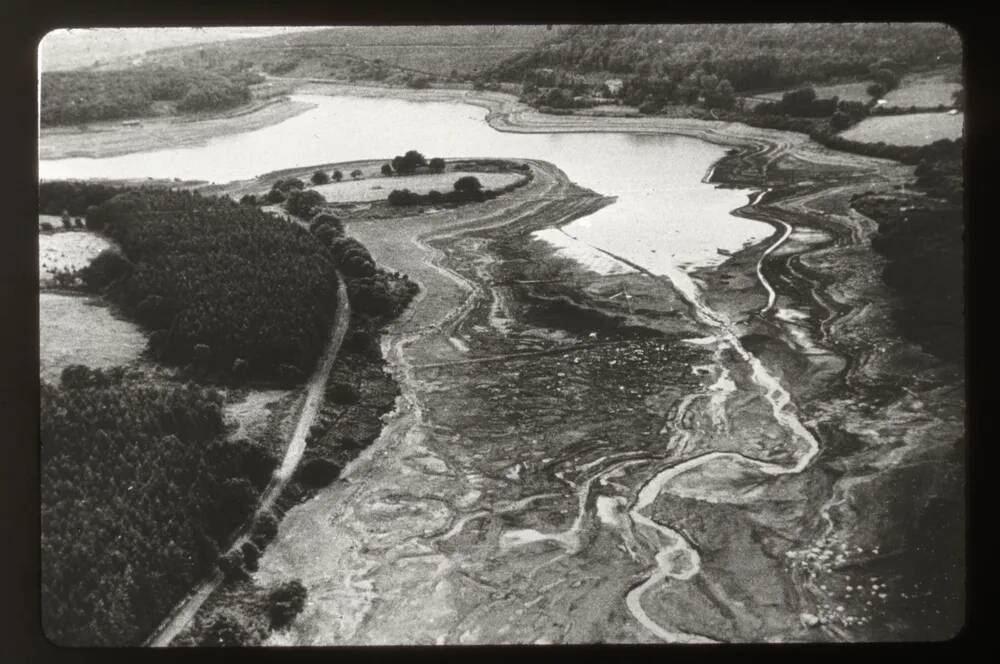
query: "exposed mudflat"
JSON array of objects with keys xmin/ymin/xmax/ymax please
[{"xmin": 250, "ymin": 114, "xmax": 963, "ymax": 644}]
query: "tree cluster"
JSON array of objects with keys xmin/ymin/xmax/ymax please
[
  {"xmin": 39, "ymin": 180, "xmax": 127, "ymax": 218},
  {"xmin": 41, "ymin": 367, "xmax": 273, "ymax": 645},
  {"xmin": 485, "ymin": 24, "xmax": 960, "ymax": 94},
  {"xmin": 41, "ymin": 66, "xmax": 254, "ymax": 127},
  {"xmin": 83, "ymin": 188, "xmax": 341, "ymax": 381}
]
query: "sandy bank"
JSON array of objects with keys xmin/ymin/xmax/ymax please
[{"xmin": 38, "ymin": 96, "xmax": 316, "ymax": 161}]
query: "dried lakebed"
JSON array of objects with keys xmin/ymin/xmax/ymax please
[{"xmin": 41, "ymin": 89, "xmax": 963, "ymax": 642}]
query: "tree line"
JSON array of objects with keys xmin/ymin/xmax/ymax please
[
  {"xmin": 483, "ymin": 23, "xmax": 960, "ymax": 93},
  {"xmin": 41, "ymin": 366, "xmax": 275, "ymax": 645},
  {"xmin": 40, "ymin": 65, "xmax": 258, "ymax": 127}
]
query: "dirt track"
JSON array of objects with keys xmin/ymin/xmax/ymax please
[{"xmin": 146, "ymin": 272, "xmax": 350, "ymax": 647}]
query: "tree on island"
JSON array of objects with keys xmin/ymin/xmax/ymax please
[
  {"xmin": 453, "ymin": 175, "xmax": 483, "ymax": 193},
  {"xmin": 311, "ymin": 170, "xmax": 330, "ymax": 185},
  {"xmin": 391, "ymin": 150, "xmax": 427, "ymax": 175}
]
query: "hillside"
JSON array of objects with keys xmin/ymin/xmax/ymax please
[
  {"xmin": 482, "ymin": 23, "xmax": 961, "ymax": 92},
  {"xmin": 134, "ymin": 25, "xmax": 563, "ymax": 81}
]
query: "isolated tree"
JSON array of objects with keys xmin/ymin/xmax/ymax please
[
  {"xmin": 453, "ymin": 175, "xmax": 483, "ymax": 193},
  {"xmin": 428, "ymin": 157, "xmax": 446, "ymax": 173},
  {"xmin": 350, "ymin": 169, "xmax": 363, "ymax": 180},
  {"xmin": 381, "ymin": 163, "xmax": 393, "ymax": 176},
  {"xmin": 311, "ymin": 170, "xmax": 330, "ymax": 185},
  {"xmin": 332, "ymin": 169, "xmax": 343, "ymax": 182}
]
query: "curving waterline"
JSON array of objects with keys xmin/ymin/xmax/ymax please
[{"xmin": 622, "ymin": 256, "xmax": 821, "ymax": 642}]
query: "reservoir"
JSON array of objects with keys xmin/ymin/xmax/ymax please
[{"xmin": 39, "ymin": 94, "xmax": 772, "ymax": 274}]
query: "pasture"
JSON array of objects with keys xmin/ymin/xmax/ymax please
[
  {"xmin": 883, "ymin": 71, "xmax": 962, "ymax": 108},
  {"xmin": 838, "ymin": 112, "xmax": 964, "ymax": 146},
  {"xmin": 40, "ymin": 293, "xmax": 148, "ymax": 383},
  {"xmin": 311, "ymin": 171, "xmax": 524, "ymax": 203},
  {"xmin": 39, "ymin": 229, "xmax": 116, "ymax": 286}
]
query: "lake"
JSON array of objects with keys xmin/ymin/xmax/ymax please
[{"xmin": 39, "ymin": 94, "xmax": 772, "ymax": 274}]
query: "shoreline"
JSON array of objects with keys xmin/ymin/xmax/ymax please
[{"xmin": 38, "ymin": 96, "xmax": 316, "ymax": 161}]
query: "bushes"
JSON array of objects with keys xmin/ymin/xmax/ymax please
[
  {"xmin": 39, "ymin": 181, "xmax": 124, "ymax": 218},
  {"xmin": 78, "ymin": 249, "xmax": 133, "ymax": 290},
  {"xmin": 250, "ymin": 511, "xmax": 279, "ymax": 549},
  {"xmin": 296, "ymin": 458, "xmax": 340, "ymax": 488},
  {"xmin": 267, "ymin": 581, "xmax": 308, "ymax": 629},
  {"xmin": 285, "ymin": 189, "xmax": 326, "ymax": 218},
  {"xmin": 391, "ymin": 150, "xmax": 427, "ymax": 175},
  {"xmin": 387, "ymin": 172, "xmax": 528, "ymax": 208}
]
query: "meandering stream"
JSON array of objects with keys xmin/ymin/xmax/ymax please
[{"xmin": 42, "ymin": 93, "xmax": 825, "ymax": 644}]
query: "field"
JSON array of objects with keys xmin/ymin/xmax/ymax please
[
  {"xmin": 883, "ymin": 71, "xmax": 961, "ymax": 108},
  {"xmin": 757, "ymin": 80, "xmax": 873, "ymax": 103},
  {"xmin": 838, "ymin": 112, "xmax": 964, "ymax": 146},
  {"xmin": 310, "ymin": 171, "xmax": 524, "ymax": 203},
  {"xmin": 39, "ymin": 229, "xmax": 115, "ymax": 285},
  {"xmin": 40, "ymin": 293, "xmax": 148, "ymax": 383}
]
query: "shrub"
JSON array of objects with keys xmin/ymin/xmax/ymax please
[
  {"xmin": 297, "ymin": 458, "xmax": 340, "ymax": 488},
  {"xmin": 40, "ymin": 222, "xmax": 54, "ymax": 232},
  {"xmin": 454, "ymin": 176, "xmax": 483, "ymax": 193},
  {"xmin": 267, "ymin": 581, "xmax": 308, "ymax": 628},
  {"xmin": 391, "ymin": 150, "xmax": 427, "ymax": 175},
  {"xmin": 428, "ymin": 157, "xmax": 446, "ymax": 173},
  {"xmin": 264, "ymin": 188, "xmax": 286, "ymax": 204},
  {"xmin": 199, "ymin": 609, "xmax": 253, "ymax": 647},
  {"xmin": 332, "ymin": 170, "xmax": 343, "ymax": 182},
  {"xmin": 381, "ymin": 164, "xmax": 393, "ymax": 176},
  {"xmin": 311, "ymin": 170, "xmax": 330, "ymax": 185},
  {"xmin": 240, "ymin": 542, "xmax": 261, "ymax": 572},
  {"xmin": 350, "ymin": 169, "xmax": 363, "ymax": 180},
  {"xmin": 79, "ymin": 249, "xmax": 133, "ymax": 290},
  {"xmin": 285, "ymin": 189, "xmax": 326, "ymax": 219},
  {"xmin": 218, "ymin": 549, "xmax": 247, "ymax": 581},
  {"xmin": 250, "ymin": 511, "xmax": 279, "ymax": 549}
]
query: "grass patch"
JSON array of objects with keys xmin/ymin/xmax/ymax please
[
  {"xmin": 40, "ymin": 293, "xmax": 148, "ymax": 383},
  {"xmin": 838, "ymin": 113, "xmax": 963, "ymax": 146}
]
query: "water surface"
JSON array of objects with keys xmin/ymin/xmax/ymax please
[{"xmin": 40, "ymin": 95, "xmax": 771, "ymax": 273}]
